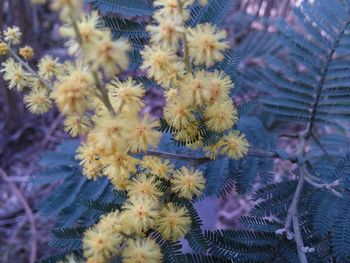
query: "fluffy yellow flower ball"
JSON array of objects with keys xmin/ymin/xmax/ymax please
[
  {"xmin": 1, "ymin": 58, "xmax": 28, "ymax": 90},
  {"xmin": 141, "ymin": 156, "xmax": 174, "ymax": 180},
  {"xmin": 123, "ymin": 196, "xmax": 159, "ymax": 234},
  {"xmin": 108, "ymin": 77, "xmax": 145, "ymax": 113},
  {"xmin": 127, "ymin": 174, "xmax": 162, "ymax": 200},
  {"xmin": 187, "ymin": 23, "xmax": 229, "ymax": 66},
  {"xmin": 163, "ymin": 100, "xmax": 196, "ymax": 130},
  {"xmin": 122, "ymin": 238, "xmax": 162, "ymax": 263},
  {"xmin": 0, "ymin": 42, "xmax": 8, "ymax": 56},
  {"xmin": 23, "ymin": 88, "xmax": 52, "ymax": 114},
  {"xmin": 51, "ymin": 68, "xmax": 93, "ymax": 115},
  {"xmin": 156, "ymin": 203, "xmax": 191, "ymax": 240},
  {"xmin": 19, "ymin": 46, "xmax": 34, "ymax": 60},
  {"xmin": 203, "ymin": 100, "xmax": 238, "ymax": 132},
  {"xmin": 171, "ymin": 166, "xmax": 206, "ymax": 199},
  {"xmin": 83, "ymin": 223, "xmax": 122, "ymax": 262},
  {"xmin": 141, "ymin": 45, "xmax": 184, "ymax": 88},
  {"xmin": 3, "ymin": 26, "xmax": 22, "ymax": 44},
  {"xmin": 38, "ymin": 56, "xmax": 61, "ymax": 80},
  {"xmin": 220, "ymin": 131, "xmax": 250, "ymax": 160}
]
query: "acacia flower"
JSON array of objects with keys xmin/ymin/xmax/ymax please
[
  {"xmin": 141, "ymin": 45, "xmax": 184, "ymax": 88},
  {"xmin": 204, "ymin": 100, "xmax": 238, "ymax": 132},
  {"xmin": 60, "ymin": 11, "xmax": 102, "ymax": 56},
  {"xmin": 163, "ymin": 100, "xmax": 196, "ymax": 130},
  {"xmin": 153, "ymin": 0, "xmax": 193, "ymax": 19},
  {"xmin": 179, "ymin": 70, "xmax": 208, "ymax": 106},
  {"xmin": 63, "ymin": 114, "xmax": 91, "ymax": 137},
  {"xmin": 103, "ymin": 151, "xmax": 139, "ymax": 181},
  {"xmin": 76, "ymin": 142, "xmax": 103, "ymax": 179},
  {"xmin": 127, "ymin": 174, "xmax": 162, "ymax": 200},
  {"xmin": 123, "ymin": 196, "xmax": 159, "ymax": 234},
  {"xmin": 38, "ymin": 56, "xmax": 61, "ymax": 80},
  {"xmin": 187, "ymin": 23, "xmax": 229, "ymax": 66},
  {"xmin": 89, "ymin": 32, "xmax": 130, "ymax": 77},
  {"xmin": 83, "ymin": 222, "xmax": 122, "ymax": 262},
  {"xmin": 171, "ymin": 166, "xmax": 206, "ymax": 199},
  {"xmin": 147, "ymin": 13, "xmax": 184, "ymax": 47},
  {"xmin": 123, "ymin": 238, "xmax": 162, "ymax": 263},
  {"xmin": 203, "ymin": 70, "xmax": 232, "ymax": 104},
  {"xmin": 220, "ymin": 131, "xmax": 249, "ymax": 160},
  {"xmin": 19, "ymin": 46, "xmax": 34, "ymax": 60},
  {"xmin": 108, "ymin": 77, "xmax": 145, "ymax": 113},
  {"xmin": 141, "ymin": 156, "xmax": 174, "ymax": 180},
  {"xmin": 128, "ymin": 115, "xmax": 161, "ymax": 153},
  {"xmin": 156, "ymin": 203, "xmax": 191, "ymax": 240},
  {"xmin": 51, "ymin": 68, "xmax": 92, "ymax": 115},
  {"xmin": 51, "ymin": 0, "xmax": 83, "ymax": 21},
  {"xmin": 0, "ymin": 42, "xmax": 8, "ymax": 56},
  {"xmin": 4, "ymin": 26, "xmax": 22, "ymax": 44},
  {"xmin": 23, "ymin": 88, "xmax": 52, "ymax": 114},
  {"xmin": 1, "ymin": 58, "xmax": 28, "ymax": 90}
]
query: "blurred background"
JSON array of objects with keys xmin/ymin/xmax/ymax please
[{"xmin": 0, "ymin": 0, "xmax": 301, "ymax": 262}]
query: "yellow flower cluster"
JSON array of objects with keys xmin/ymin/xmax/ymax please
[
  {"xmin": 81, "ymin": 162, "xmax": 205, "ymax": 262},
  {"xmin": 0, "ymin": 1, "xmax": 251, "ymax": 262}
]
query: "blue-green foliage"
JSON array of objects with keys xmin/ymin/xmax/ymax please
[{"xmin": 257, "ymin": 0, "xmax": 350, "ymax": 123}]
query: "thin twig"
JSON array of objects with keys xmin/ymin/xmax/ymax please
[
  {"xmin": 7, "ymin": 47, "xmax": 54, "ymax": 90},
  {"xmin": 41, "ymin": 113, "xmax": 65, "ymax": 148},
  {"xmin": 176, "ymin": 0, "xmax": 192, "ymax": 73},
  {"xmin": 144, "ymin": 148, "xmax": 298, "ymax": 164},
  {"xmin": 69, "ymin": 16, "xmax": 116, "ymax": 116},
  {"xmin": 304, "ymin": 176, "xmax": 342, "ymax": 197},
  {"xmin": 0, "ymin": 168, "xmax": 37, "ymax": 263},
  {"xmin": 292, "ymin": 206, "xmax": 309, "ymax": 263}
]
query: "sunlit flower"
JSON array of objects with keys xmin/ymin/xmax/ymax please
[
  {"xmin": 179, "ymin": 70, "xmax": 208, "ymax": 106},
  {"xmin": 19, "ymin": 46, "xmax": 34, "ymax": 60},
  {"xmin": 38, "ymin": 56, "xmax": 61, "ymax": 80},
  {"xmin": 60, "ymin": 11, "xmax": 102, "ymax": 56},
  {"xmin": 156, "ymin": 203, "xmax": 191, "ymax": 240},
  {"xmin": 141, "ymin": 45, "xmax": 184, "ymax": 88},
  {"xmin": 1, "ymin": 58, "xmax": 28, "ymax": 90},
  {"xmin": 0, "ymin": 42, "xmax": 8, "ymax": 56},
  {"xmin": 23, "ymin": 88, "xmax": 52, "ymax": 114},
  {"xmin": 171, "ymin": 166, "xmax": 205, "ymax": 199},
  {"xmin": 89, "ymin": 32, "xmax": 130, "ymax": 77},
  {"xmin": 4, "ymin": 26, "xmax": 22, "ymax": 44},
  {"xmin": 204, "ymin": 100, "xmax": 238, "ymax": 132},
  {"xmin": 64, "ymin": 114, "xmax": 91, "ymax": 137},
  {"xmin": 203, "ymin": 70, "xmax": 232, "ymax": 104},
  {"xmin": 108, "ymin": 77, "xmax": 145, "ymax": 113},
  {"xmin": 51, "ymin": 0, "xmax": 83, "ymax": 21},
  {"xmin": 83, "ymin": 222, "xmax": 122, "ymax": 262},
  {"xmin": 141, "ymin": 156, "xmax": 174, "ymax": 180},
  {"xmin": 51, "ymin": 66, "xmax": 93, "ymax": 115},
  {"xmin": 123, "ymin": 238, "xmax": 162, "ymax": 263},
  {"xmin": 128, "ymin": 115, "xmax": 161, "ymax": 153},
  {"xmin": 127, "ymin": 174, "xmax": 162, "ymax": 200},
  {"xmin": 153, "ymin": 0, "xmax": 193, "ymax": 19},
  {"xmin": 187, "ymin": 23, "xmax": 229, "ymax": 66},
  {"xmin": 163, "ymin": 100, "xmax": 196, "ymax": 129},
  {"xmin": 147, "ymin": 13, "xmax": 184, "ymax": 47},
  {"xmin": 220, "ymin": 131, "xmax": 249, "ymax": 160},
  {"xmin": 123, "ymin": 196, "xmax": 159, "ymax": 234}
]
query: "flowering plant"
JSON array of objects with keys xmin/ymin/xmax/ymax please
[{"xmin": 3, "ymin": 0, "xmax": 350, "ymax": 263}]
